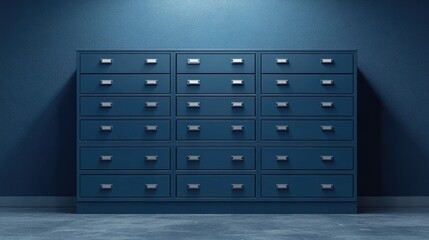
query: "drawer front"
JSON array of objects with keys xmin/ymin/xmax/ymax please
[
  {"xmin": 177, "ymin": 53, "xmax": 255, "ymax": 73},
  {"xmin": 177, "ymin": 120, "xmax": 255, "ymax": 141},
  {"xmin": 261, "ymin": 97, "xmax": 353, "ymax": 116},
  {"xmin": 262, "ymin": 53, "xmax": 353, "ymax": 73},
  {"xmin": 80, "ymin": 148, "xmax": 170, "ymax": 170},
  {"xmin": 261, "ymin": 74, "xmax": 353, "ymax": 94},
  {"xmin": 80, "ymin": 120, "xmax": 170, "ymax": 141},
  {"xmin": 177, "ymin": 175, "xmax": 255, "ymax": 198},
  {"xmin": 177, "ymin": 147, "xmax": 255, "ymax": 170},
  {"xmin": 80, "ymin": 74, "xmax": 170, "ymax": 94},
  {"xmin": 261, "ymin": 120, "xmax": 353, "ymax": 141},
  {"xmin": 80, "ymin": 175, "xmax": 170, "ymax": 198},
  {"xmin": 80, "ymin": 97, "xmax": 170, "ymax": 116},
  {"xmin": 261, "ymin": 175, "xmax": 353, "ymax": 198},
  {"xmin": 177, "ymin": 74, "xmax": 255, "ymax": 94},
  {"xmin": 81, "ymin": 53, "xmax": 170, "ymax": 73},
  {"xmin": 177, "ymin": 97, "xmax": 255, "ymax": 116},
  {"xmin": 261, "ymin": 147, "xmax": 353, "ymax": 170}
]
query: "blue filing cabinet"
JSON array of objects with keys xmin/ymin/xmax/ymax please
[{"xmin": 77, "ymin": 50, "xmax": 357, "ymax": 213}]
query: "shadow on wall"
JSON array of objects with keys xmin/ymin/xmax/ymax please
[
  {"xmin": 5, "ymin": 73, "xmax": 76, "ymax": 196},
  {"xmin": 357, "ymin": 69, "xmax": 382, "ymax": 196}
]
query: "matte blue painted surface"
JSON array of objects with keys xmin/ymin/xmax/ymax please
[
  {"xmin": 261, "ymin": 74, "xmax": 354, "ymax": 94},
  {"xmin": 80, "ymin": 120, "xmax": 171, "ymax": 141},
  {"xmin": 176, "ymin": 147, "xmax": 255, "ymax": 170},
  {"xmin": 80, "ymin": 97, "xmax": 171, "ymax": 116},
  {"xmin": 80, "ymin": 74, "xmax": 171, "ymax": 94},
  {"xmin": 177, "ymin": 97, "xmax": 255, "ymax": 116},
  {"xmin": 177, "ymin": 54, "xmax": 255, "ymax": 73},
  {"xmin": 261, "ymin": 147, "xmax": 353, "ymax": 170},
  {"xmin": 80, "ymin": 147, "xmax": 171, "ymax": 170},
  {"xmin": 0, "ymin": 0, "xmax": 428, "ymax": 197},
  {"xmin": 177, "ymin": 74, "xmax": 255, "ymax": 94},
  {"xmin": 261, "ymin": 97, "xmax": 353, "ymax": 116}
]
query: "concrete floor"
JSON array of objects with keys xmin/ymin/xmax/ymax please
[{"xmin": 0, "ymin": 208, "xmax": 428, "ymax": 240}]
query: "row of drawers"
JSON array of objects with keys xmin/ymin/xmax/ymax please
[
  {"xmin": 80, "ymin": 120, "xmax": 353, "ymax": 141},
  {"xmin": 80, "ymin": 97, "xmax": 353, "ymax": 117},
  {"xmin": 80, "ymin": 147, "xmax": 353, "ymax": 170},
  {"xmin": 80, "ymin": 96, "xmax": 353, "ymax": 117},
  {"xmin": 80, "ymin": 53, "xmax": 353, "ymax": 74},
  {"xmin": 80, "ymin": 174, "xmax": 353, "ymax": 198},
  {"xmin": 80, "ymin": 74, "xmax": 353, "ymax": 94}
]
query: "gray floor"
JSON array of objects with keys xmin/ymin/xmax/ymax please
[{"xmin": 0, "ymin": 208, "xmax": 428, "ymax": 240}]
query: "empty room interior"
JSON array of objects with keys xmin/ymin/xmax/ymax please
[{"xmin": 0, "ymin": 0, "xmax": 428, "ymax": 239}]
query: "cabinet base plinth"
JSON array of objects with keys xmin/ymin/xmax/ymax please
[{"xmin": 77, "ymin": 201, "xmax": 357, "ymax": 214}]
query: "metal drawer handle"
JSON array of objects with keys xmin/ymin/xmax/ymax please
[
  {"xmin": 231, "ymin": 79, "xmax": 244, "ymax": 85},
  {"xmin": 321, "ymin": 79, "xmax": 334, "ymax": 86},
  {"xmin": 187, "ymin": 155, "xmax": 201, "ymax": 161},
  {"xmin": 276, "ymin": 125, "xmax": 289, "ymax": 131},
  {"xmin": 276, "ymin": 79, "xmax": 289, "ymax": 85},
  {"xmin": 321, "ymin": 58, "xmax": 334, "ymax": 64},
  {"xmin": 321, "ymin": 184, "xmax": 335, "ymax": 190},
  {"xmin": 321, "ymin": 102, "xmax": 334, "ymax": 108},
  {"xmin": 100, "ymin": 184, "xmax": 113, "ymax": 190},
  {"xmin": 231, "ymin": 125, "xmax": 244, "ymax": 131},
  {"xmin": 187, "ymin": 102, "xmax": 200, "ymax": 108},
  {"xmin": 100, "ymin": 125, "xmax": 113, "ymax": 131},
  {"xmin": 187, "ymin": 184, "xmax": 200, "ymax": 190},
  {"xmin": 321, "ymin": 125, "xmax": 334, "ymax": 131},
  {"xmin": 145, "ymin": 155, "xmax": 158, "ymax": 161},
  {"xmin": 145, "ymin": 80, "xmax": 158, "ymax": 85},
  {"xmin": 187, "ymin": 58, "xmax": 200, "ymax": 65},
  {"xmin": 145, "ymin": 125, "xmax": 158, "ymax": 131},
  {"xmin": 100, "ymin": 155, "xmax": 113, "ymax": 161},
  {"xmin": 187, "ymin": 125, "xmax": 200, "ymax": 131},
  {"xmin": 276, "ymin": 58, "xmax": 289, "ymax": 64},
  {"xmin": 145, "ymin": 58, "xmax": 158, "ymax": 64},
  {"xmin": 145, "ymin": 102, "xmax": 158, "ymax": 108},
  {"xmin": 231, "ymin": 58, "xmax": 244, "ymax": 64},
  {"xmin": 187, "ymin": 79, "xmax": 200, "ymax": 85},
  {"xmin": 231, "ymin": 184, "xmax": 244, "ymax": 190},
  {"xmin": 100, "ymin": 79, "xmax": 113, "ymax": 86},
  {"xmin": 276, "ymin": 155, "xmax": 289, "ymax": 161},
  {"xmin": 231, "ymin": 155, "xmax": 244, "ymax": 161},
  {"xmin": 321, "ymin": 155, "xmax": 334, "ymax": 161},
  {"xmin": 231, "ymin": 102, "xmax": 244, "ymax": 108},
  {"xmin": 276, "ymin": 184, "xmax": 289, "ymax": 190},
  {"xmin": 145, "ymin": 184, "xmax": 158, "ymax": 190},
  {"xmin": 276, "ymin": 102, "xmax": 289, "ymax": 108},
  {"xmin": 100, "ymin": 58, "xmax": 113, "ymax": 64},
  {"xmin": 100, "ymin": 102, "xmax": 113, "ymax": 108}
]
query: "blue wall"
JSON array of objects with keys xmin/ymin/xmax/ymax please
[{"xmin": 0, "ymin": 0, "xmax": 428, "ymax": 196}]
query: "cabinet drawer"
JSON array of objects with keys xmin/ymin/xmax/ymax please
[
  {"xmin": 80, "ymin": 74, "xmax": 170, "ymax": 94},
  {"xmin": 261, "ymin": 97, "xmax": 353, "ymax": 116},
  {"xmin": 177, "ymin": 175, "xmax": 255, "ymax": 198},
  {"xmin": 261, "ymin": 147, "xmax": 353, "ymax": 170},
  {"xmin": 261, "ymin": 120, "xmax": 353, "ymax": 141},
  {"xmin": 261, "ymin": 175, "xmax": 353, "ymax": 198},
  {"xmin": 262, "ymin": 53, "xmax": 353, "ymax": 73},
  {"xmin": 177, "ymin": 147, "xmax": 255, "ymax": 170},
  {"xmin": 80, "ymin": 53, "xmax": 170, "ymax": 73},
  {"xmin": 177, "ymin": 120, "xmax": 255, "ymax": 141},
  {"xmin": 177, "ymin": 53, "xmax": 255, "ymax": 73},
  {"xmin": 80, "ymin": 148, "xmax": 170, "ymax": 170},
  {"xmin": 261, "ymin": 74, "xmax": 353, "ymax": 94},
  {"xmin": 177, "ymin": 74, "xmax": 255, "ymax": 94},
  {"xmin": 80, "ymin": 175, "xmax": 170, "ymax": 198},
  {"xmin": 177, "ymin": 97, "xmax": 255, "ymax": 116},
  {"xmin": 80, "ymin": 120, "xmax": 170, "ymax": 141},
  {"xmin": 80, "ymin": 97, "xmax": 170, "ymax": 117}
]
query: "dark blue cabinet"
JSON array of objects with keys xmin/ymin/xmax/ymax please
[{"xmin": 77, "ymin": 50, "xmax": 357, "ymax": 213}]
